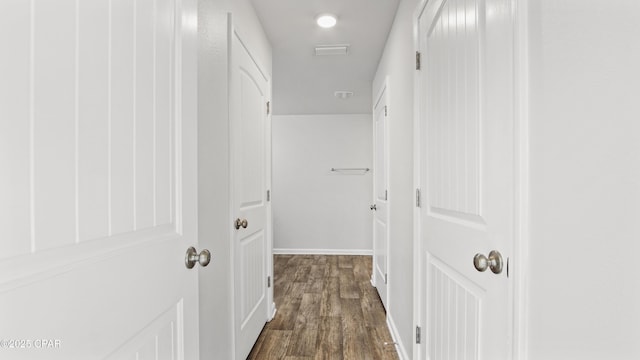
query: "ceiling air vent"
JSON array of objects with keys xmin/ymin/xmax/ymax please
[
  {"xmin": 314, "ymin": 45, "xmax": 349, "ymax": 56},
  {"xmin": 334, "ymin": 91, "xmax": 354, "ymax": 99}
]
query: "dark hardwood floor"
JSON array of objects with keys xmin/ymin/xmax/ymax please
[{"xmin": 247, "ymin": 255, "xmax": 400, "ymax": 360}]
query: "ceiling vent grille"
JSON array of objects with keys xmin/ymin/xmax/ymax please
[
  {"xmin": 314, "ymin": 45, "xmax": 349, "ymax": 56},
  {"xmin": 334, "ymin": 91, "xmax": 354, "ymax": 99}
]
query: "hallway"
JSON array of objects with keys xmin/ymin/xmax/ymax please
[
  {"xmin": 248, "ymin": 255, "xmax": 400, "ymax": 359},
  {"xmin": 1, "ymin": 0, "xmax": 638, "ymax": 358}
]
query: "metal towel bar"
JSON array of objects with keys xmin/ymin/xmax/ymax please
[{"xmin": 330, "ymin": 167, "xmax": 370, "ymax": 172}]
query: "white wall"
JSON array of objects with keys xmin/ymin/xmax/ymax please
[
  {"xmin": 197, "ymin": 1, "xmax": 271, "ymax": 359},
  {"xmin": 371, "ymin": 0, "xmax": 420, "ymax": 357},
  {"xmin": 272, "ymin": 114, "xmax": 373, "ymax": 254},
  {"xmin": 525, "ymin": 1, "xmax": 640, "ymax": 359}
]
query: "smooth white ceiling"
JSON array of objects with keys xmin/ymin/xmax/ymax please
[{"xmin": 250, "ymin": 0, "xmax": 400, "ymax": 115}]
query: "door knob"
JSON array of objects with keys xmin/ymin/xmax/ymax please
[
  {"xmin": 473, "ymin": 250, "xmax": 503, "ymax": 274},
  {"xmin": 185, "ymin": 247, "xmax": 212, "ymax": 269},
  {"xmin": 234, "ymin": 218, "xmax": 248, "ymax": 230},
  {"xmin": 370, "ymin": 204, "xmax": 377, "ymax": 211}
]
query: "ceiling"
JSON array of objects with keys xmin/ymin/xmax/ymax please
[{"xmin": 250, "ymin": 0, "xmax": 400, "ymax": 115}]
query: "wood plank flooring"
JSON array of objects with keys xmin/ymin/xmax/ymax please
[{"xmin": 247, "ymin": 255, "xmax": 400, "ymax": 360}]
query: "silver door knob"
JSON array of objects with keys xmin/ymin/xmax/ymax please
[
  {"xmin": 473, "ymin": 250, "xmax": 503, "ymax": 274},
  {"xmin": 185, "ymin": 247, "xmax": 212, "ymax": 269},
  {"xmin": 234, "ymin": 218, "xmax": 248, "ymax": 229},
  {"xmin": 370, "ymin": 204, "xmax": 377, "ymax": 211}
]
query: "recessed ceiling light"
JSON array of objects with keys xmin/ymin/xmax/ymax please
[{"xmin": 316, "ymin": 14, "xmax": 337, "ymax": 29}]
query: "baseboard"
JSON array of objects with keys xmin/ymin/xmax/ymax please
[
  {"xmin": 268, "ymin": 303, "xmax": 277, "ymax": 322},
  {"xmin": 387, "ymin": 313, "xmax": 410, "ymax": 360},
  {"xmin": 272, "ymin": 248, "xmax": 373, "ymax": 256}
]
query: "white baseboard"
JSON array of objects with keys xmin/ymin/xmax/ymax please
[
  {"xmin": 387, "ymin": 313, "xmax": 410, "ymax": 360},
  {"xmin": 272, "ymin": 248, "xmax": 373, "ymax": 256},
  {"xmin": 268, "ymin": 303, "xmax": 277, "ymax": 322}
]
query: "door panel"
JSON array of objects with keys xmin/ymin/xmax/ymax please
[
  {"xmin": 0, "ymin": 0, "xmax": 30, "ymax": 259},
  {"xmin": 0, "ymin": 0, "xmax": 199, "ymax": 358},
  {"xmin": 373, "ymin": 87, "xmax": 389, "ymax": 309},
  {"xmin": 416, "ymin": 0, "xmax": 514, "ymax": 358},
  {"xmin": 32, "ymin": 0, "xmax": 76, "ymax": 249},
  {"xmin": 110, "ymin": 0, "xmax": 136, "ymax": 235},
  {"xmin": 425, "ymin": 0, "xmax": 481, "ymax": 221},
  {"xmin": 374, "ymin": 217, "xmax": 387, "ymax": 299},
  {"xmin": 231, "ymin": 30, "xmax": 269, "ymax": 359},
  {"xmin": 107, "ymin": 300, "xmax": 182, "ymax": 359},
  {"xmin": 426, "ymin": 254, "xmax": 482, "ymax": 360},
  {"xmin": 239, "ymin": 231, "xmax": 266, "ymax": 325}
]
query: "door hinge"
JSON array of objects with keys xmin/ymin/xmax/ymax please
[
  {"xmin": 384, "ymin": 105, "xmax": 388, "ymax": 117},
  {"xmin": 267, "ymin": 276, "xmax": 271, "ymax": 288},
  {"xmin": 384, "ymin": 273, "xmax": 388, "ymax": 284},
  {"xmin": 266, "ymin": 190, "xmax": 271, "ymax": 201},
  {"xmin": 415, "ymin": 51, "xmax": 421, "ymax": 70},
  {"xmin": 416, "ymin": 188, "xmax": 421, "ymax": 207},
  {"xmin": 385, "ymin": 190, "xmax": 388, "ymax": 201},
  {"xmin": 266, "ymin": 101, "xmax": 270, "ymax": 115},
  {"xmin": 416, "ymin": 326, "xmax": 422, "ymax": 344}
]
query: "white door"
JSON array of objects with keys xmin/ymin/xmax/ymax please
[
  {"xmin": 415, "ymin": 0, "xmax": 515, "ymax": 358},
  {"xmin": 0, "ymin": 0, "xmax": 200, "ymax": 359},
  {"xmin": 372, "ymin": 85, "xmax": 389, "ymax": 310},
  {"xmin": 230, "ymin": 29, "xmax": 270, "ymax": 359}
]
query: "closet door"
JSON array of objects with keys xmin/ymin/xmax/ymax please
[
  {"xmin": 372, "ymin": 83, "xmax": 389, "ymax": 310},
  {"xmin": 415, "ymin": 0, "xmax": 516, "ymax": 358},
  {"xmin": 230, "ymin": 28, "xmax": 270, "ymax": 359},
  {"xmin": 0, "ymin": 0, "xmax": 201, "ymax": 359}
]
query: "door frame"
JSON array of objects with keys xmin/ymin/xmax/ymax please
[
  {"xmin": 265, "ymin": 78, "xmax": 275, "ymax": 321},
  {"xmin": 372, "ymin": 77, "xmax": 391, "ymax": 309},
  {"xmin": 227, "ymin": 17, "xmax": 274, "ymax": 359},
  {"xmin": 410, "ymin": 0, "xmax": 530, "ymax": 358}
]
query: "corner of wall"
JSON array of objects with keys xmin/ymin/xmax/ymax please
[
  {"xmin": 371, "ymin": 0, "xmax": 422, "ymax": 357},
  {"xmin": 197, "ymin": 1, "xmax": 273, "ymax": 358}
]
